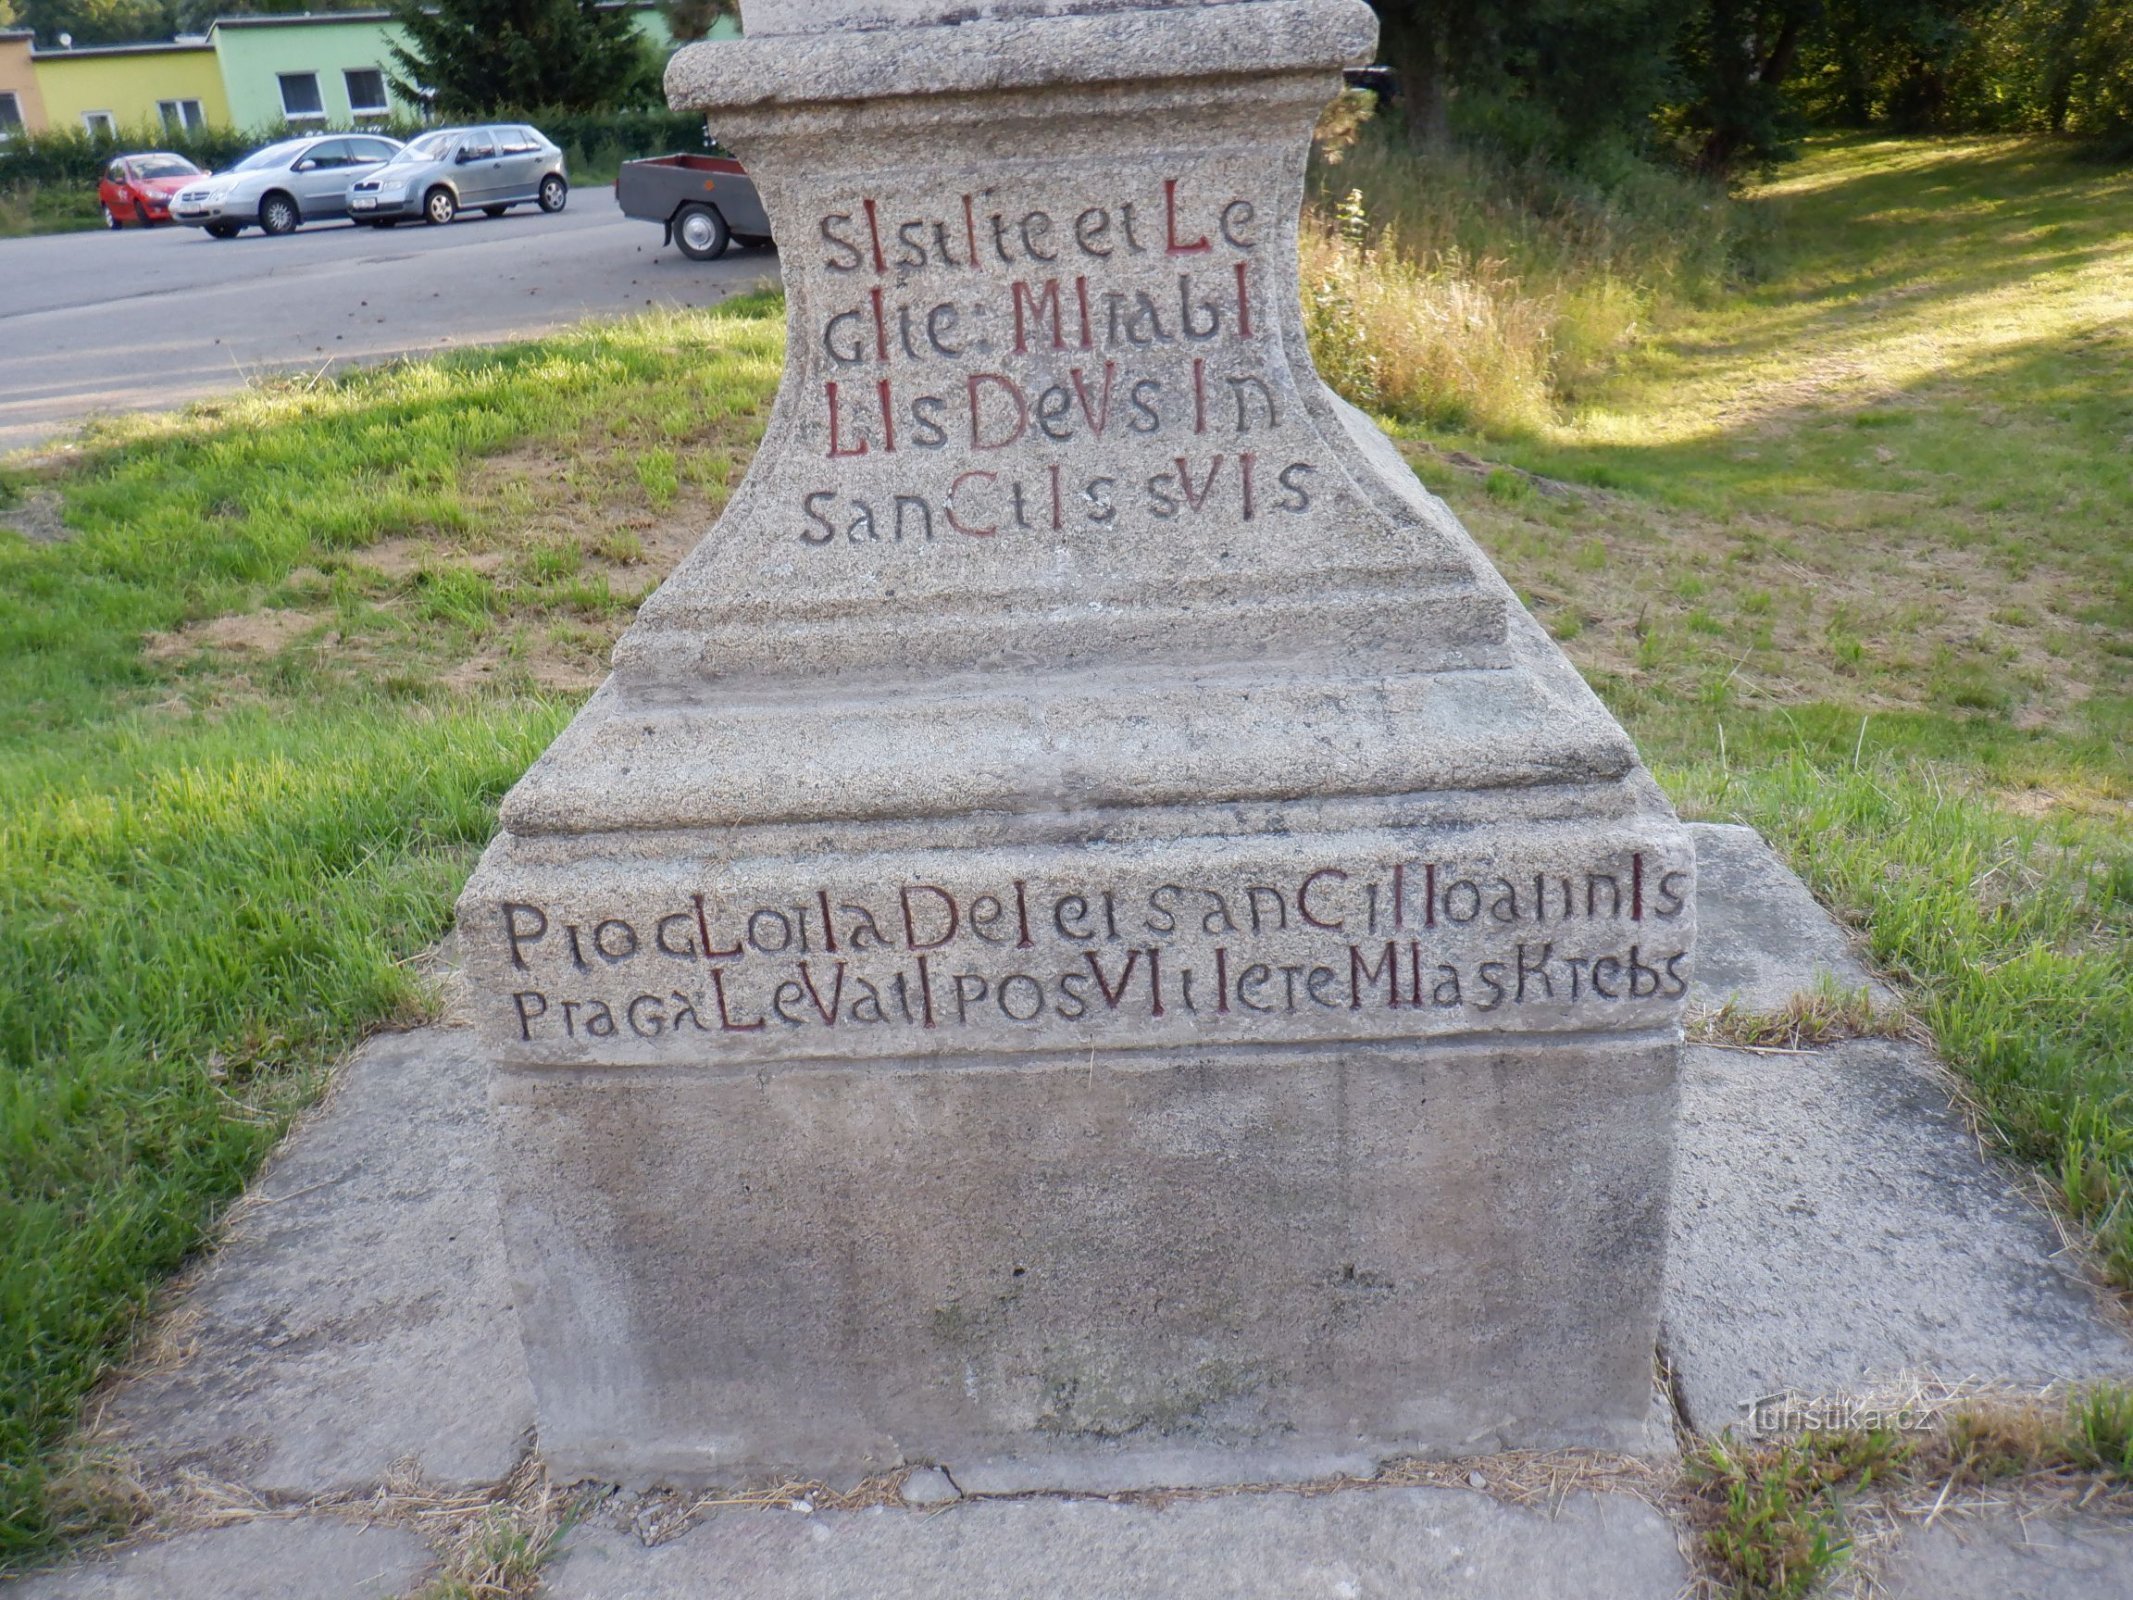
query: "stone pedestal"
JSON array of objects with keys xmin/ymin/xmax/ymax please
[{"xmin": 457, "ymin": 0, "xmax": 1692, "ymax": 1488}]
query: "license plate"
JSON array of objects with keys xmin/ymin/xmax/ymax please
[{"xmin": 354, "ymin": 197, "xmax": 376, "ymax": 210}]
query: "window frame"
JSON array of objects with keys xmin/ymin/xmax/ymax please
[
  {"xmin": 81, "ymin": 110, "xmax": 118, "ymax": 139},
  {"xmin": 0, "ymin": 92, "xmax": 23, "ymax": 143},
  {"xmin": 277, "ymin": 71, "xmax": 326, "ymax": 124},
  {"xmin": 343, "ymin": 67, "xmax": 390, "ymax": 124},
  {"xmin": 157, "ymin": 98, "xmax": 207, "ymax": 134}
]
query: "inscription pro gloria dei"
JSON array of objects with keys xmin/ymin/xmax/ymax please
[{"xmin": 489, "ymin": 834, "xmax": 1692, "ymax": 1065}]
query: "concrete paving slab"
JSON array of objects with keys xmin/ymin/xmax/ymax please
[
  {"xmin": 1664, "ymin": 1035, "xmax": 2133, "ymax": 1433},
  {"xmin": 1872, "ymin": 1513, "xmax": 2133, "ymax": 1599},
  {"xmin": 543, "ymin": 1488, "xmax": 1689, "ymax": 1600},
  {"xmin": 1685, "ymin": 823, "xmax": 1891, "ymax": 1012},
  {"xmin": 0, "ymin": 1516, "xmax": 431, "ymax": 1600},
  {"xmin": 100, "ymin": 1029, "xmax": 533, "ymax": 1496}
]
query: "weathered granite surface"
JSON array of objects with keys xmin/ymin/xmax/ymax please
[
  {"xmin": 1870, "ymin": 1514, "xmax": 2133, "ymax": 1599},
  {"xmin": 459, "ymin": 0, "xmax": 1692, "ymax": 1483},
  {"xmin": 97, "ymin": 1029, "xmax": 531, "ymax": 1496},
  {"xmin": 0, "ymin": 1518, "xmax": 431, "ymax": 1600},
  {"xmin": 1668, "ymin": 1032, "xmax": 2133, "ymax": 1431},
  {"xmin": 543, "ymin": 1490, "xmax": 1692, "ymax": 1600},
  {"xmin": 500, "ymin": 1033, "xmax": 1676, "ymax": 1486},
  {"xmin": 1684, "ymin": 822, "xmax": 1890, "ymax": 1013}
]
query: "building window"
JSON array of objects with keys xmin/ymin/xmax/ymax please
[
  {"xmin": 81, "ymin": 110, "xmax": 117, "ymax": 139},
  {"xmin": 278, "ymin": 72, "xmax": 324, "ymax": 124},
  {"xmin": 0, "ymin": 92, "xmax": 22, "ymax": 143},
  {"xmin": 158, "ymin": 98, "xmax": 207, "ymax": 134},
  {"xmin": 344, "ymin": 68, "xmax": 388, "ymax": 124}
]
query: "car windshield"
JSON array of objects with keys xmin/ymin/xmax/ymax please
[
  {"xmin": 131, "ymin": 154, "xmax": 200, "ymax": 180},
  {"xmin": 388, "ymin": 131, "xmax": 460, "ymax": 164},
  {"xmin": 230, "ymin": 141, "xmax": 306, "ymax": 173}
]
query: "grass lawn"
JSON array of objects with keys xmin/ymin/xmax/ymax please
[
  {"xmin": 1402, "ymin": 132, "xmax": 2133, "ymax": 1287},
  {"xmin": 0, "ymin": 133, "xmax": 2127, "ymax": 1565}
]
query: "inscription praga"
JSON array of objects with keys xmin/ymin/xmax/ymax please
[
  {"xmin": 796, "ymin": 175, "xmax": 1322, "ymax": 550},
  {"xmin": 488, "ymin": 852, "xmax": 1692, "ymax": 1051}
]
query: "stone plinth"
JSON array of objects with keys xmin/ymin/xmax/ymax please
[{"xmin": 457, "ymin": 0, "xmax": 1691, "ymax": 1488}]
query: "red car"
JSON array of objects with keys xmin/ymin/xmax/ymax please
[{"xmin": 99, "ymin": 153, "xmax": 205, "ymax": 229}]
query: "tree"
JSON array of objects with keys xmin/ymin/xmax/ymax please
[
  {"xmin": 1367, "ymin": 0, "xmax": 1696, "ymax": 168},
  {"xmin": 1675, "ymin": 0, "xmax": 1822, "ymax": 171},
  {"xmin": 658, "ymin": 0, "xmax": 728, "ymax": 45},
  {"xmin": 14, "ymin": 0, "xmax": 175, "ymax": 46},
  {"xmin": 387, "ymin": 0, "xmax": 651, "ymax": 116}
]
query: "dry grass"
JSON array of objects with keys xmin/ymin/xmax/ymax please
[
  {"xmin": 1301, "ymin": 220, "xmax": 1560, "ymax": 434},
  {"xmin": 1683, "ymin": 1384, "xmax": 2133, "ymax": 1597},
  {"xmin": 1689, "ymin": 985, "xmax": 1919, "ymax": 1052},
  {"xmin": 1298, "ymin": 124, "xmax": 1737, "ymax": 434}
]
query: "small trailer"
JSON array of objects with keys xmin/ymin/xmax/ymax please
[{"xmin": 615, "ymin": 153, "xmax": 773, "ymax": 260}]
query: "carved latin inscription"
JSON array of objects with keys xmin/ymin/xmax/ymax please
[
  {"xmin": 471, "ymin": 833, "xmax": 1694, "ymax": 1065},
  {"xmin": 792, "ymin": 170, "xmax": 1329, "ymax": 553}
]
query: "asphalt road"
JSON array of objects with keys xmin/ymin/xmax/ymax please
[{"xmin": 0, "ymin": 203, "xmax": 779, "ymax": 453}]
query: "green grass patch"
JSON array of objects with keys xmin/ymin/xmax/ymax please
[
  {"xmin": 1408, "ymin": 133, "xmax": 2133, "ymax": 1290},
  {"xmin": 0, "ymin": 298, "xmax": 783, "ymax": 1562}
]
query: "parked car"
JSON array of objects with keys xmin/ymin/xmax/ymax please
[
  {"xmin": 171, "ymin": 134, "xmax": 404, "ymax": 238},
  {"xmin": 616, "ymin": 153, "xmax": 771, "ymax": 260},
  {"xmin": 98, "ymin": 153, "xmax": 204, "ymax": 229},
  {"xmin": 347, "ymin": 125, "xmax": 568, "ymax": 227}
]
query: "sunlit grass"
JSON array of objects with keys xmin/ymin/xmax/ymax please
[
  {"xmin": 1414, "ymin": 134, "xmax": 2133, "ymax": 1286},
  {"xmin": 0, "ymin": 297, "xmax": 783, "ymax": 1562}
]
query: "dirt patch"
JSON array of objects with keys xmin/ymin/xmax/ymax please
[
  {"xmin": 0, "ymin": 489, "xmax": 69, "ymax": 544},
  {"xmin": 144, "ymin": 609, "xmax": 326, "ymax": 663},
  {"xmin": 1416, "ymin": 441, "xmax": 2112, "ymax": 734},
  {"xmin": 441, "ymin": 651, "xmax": 606, "ymax": 697}
]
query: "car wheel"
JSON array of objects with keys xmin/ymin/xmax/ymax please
[
  {"xmin": 483, "ymin": 205, "xmax": 507, "ymax": 218},
  {"xmin": 424, "ymin": 186, "xmax": 458, "ymax": 226},
  {"xmin": 102, "ymin": 203, "xmax": 121, "ymax": 230},
  {"xmin": 258, "ymin": 193, "xmax": 300, "ymax": 236},
  {"xmin": 538, "ymin": 174, "xmax": 568, "ymax": 214},
  {"xmin": 674, "ymin": 202, "xmax": 730, "ymax": 261},
  {"xmin": 205, "ymin": 222, "xmax": 241, "ymax": 239}
]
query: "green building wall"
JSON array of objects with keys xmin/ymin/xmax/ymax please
[{"xmin": 210, "ymin": 13, "xmax": 418, "ymax": 133}]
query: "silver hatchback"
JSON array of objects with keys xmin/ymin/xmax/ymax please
[{"xmin": 347, "ymin": 124, "xmax": 569, "ymax": 227}]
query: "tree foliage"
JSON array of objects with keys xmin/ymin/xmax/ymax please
[
  {"xmin": 1365, "ymin": 0, "xmax": 2133, "ymax": 172},
  {"xmin": 386, "ymin": 0, "xmax": 652, "ymax": 117},
  {"xmin": 657, "ymin": 0, "xmax": 727, "ymax": 45}
]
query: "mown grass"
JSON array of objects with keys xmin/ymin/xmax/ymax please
[
  {"xmin": 0, "ymin": 298, "xmax": 781, "ymax": 1561},
  {"xmin": 1388, "ymin": 132, "xmax": 2133, "ymax": 1285}
]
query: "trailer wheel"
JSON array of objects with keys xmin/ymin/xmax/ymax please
[{"xmin": 674, "ymin": 202, "xmax": 730, "ymax": 261}]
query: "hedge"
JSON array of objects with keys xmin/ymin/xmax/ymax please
[{"xmin": 0, "ymin": 107, "xmax": 711, "ymax": 188}]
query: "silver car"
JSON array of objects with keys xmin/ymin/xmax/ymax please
[
  {"xmin": 170, "ymin": 134, "xmax": 404, "ymax": 238},
  {"xmin": 347, "ymin": 125, "xmax": 569, "ymax": 228}
]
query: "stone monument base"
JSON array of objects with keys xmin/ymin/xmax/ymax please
[{"xmin": 495, "ymin": 1030, "xmax": 1675, "ymax": 1487}]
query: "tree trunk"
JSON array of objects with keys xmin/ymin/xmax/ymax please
[{"xmin": 1373, "ymin": 3, "xmax": 1451, "ymax": 144}]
